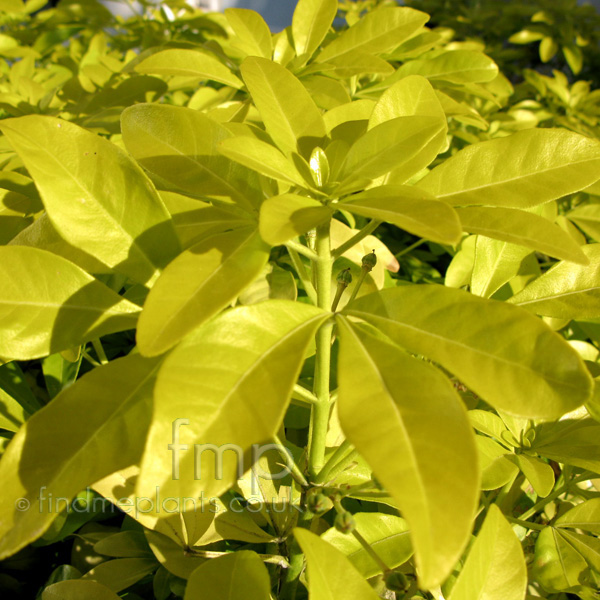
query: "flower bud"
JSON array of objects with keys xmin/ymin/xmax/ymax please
[
  {"xmin": 307, "ymin": 492, "xmax": 333, "ymax": 516},
  {"xmin": 334, "ymin": 511, "xmax": 355, "ymax": 534},
  {"xmin": 361, "ymin": 250, "xmax": 377, "ymax": 272},
  {"xmin": 385, "ymin": 570, "xmax": 409, "ymax": 593},
  {"xmin": 336, "ymin": 267, "xmax": 353, "ymax": 287}
]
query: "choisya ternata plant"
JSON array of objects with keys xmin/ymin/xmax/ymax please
[{"xmin": 1, "ymin": 1, "xmax": 600, "ymax": 598}]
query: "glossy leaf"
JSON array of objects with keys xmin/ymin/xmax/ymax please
[
  {"xmin": 476, "ymin": 436, "xmax": 518, "ymax": 490},
  {"xmin": 508, "ymin": 244, "xmax": 600, "ymax": 320},
  {"xmin": 225, "ymin": 8, "xmax": 272, "ymax": 59},
  {"xmin": 136, "ymin": 301, "xmax": 328, "ymax": 504},
  {"xmin": 121, "ymin": 104, "xmax": 259, "ymax": 210},
  {"xmin": 556, "ymin": 499, "xmax": 600, "ymax": 535},
  {"xmin": 0, "ymin": 115, "xmax": 180, "ymax": 285},
  {"xmin": 337, "ymin": 319, "xmax": 479, "ymax": 588},
  {"xmin": 292, "ymin": 0, "xmax": 338, "ymax": 59},
  {"xmin": 532, "ymin": 419, "xmax": 600, "ymax": 472},
  {"xmin": 316, "ymin": 6, "xmax": 428, "ymax": 63},
  {"xmin": 369, "ymin": 74, "xmax": 447, "ymax": 130},
  {"xmin": 470, "ymin": 237, "xmax": 532, "ymax": 298},
  {"xmin": 294, "ymin": 528, "xmax": 380, "ymax": 600},
  {"xmin": 218, "ymin": 136, "xmax": 308, "ymax": 188},
  {"xmin": 417, "ymin": 129, "xmax": 600, "ymax": 208},
  {"xmin": 322, "ymin": 513, "xmax": 412, "ymax": 578},
  {"xmin": 240, "ymin": 57, "xmax": 326, "ymax": 155},
  {"xmin": 184, "ymin": 551, "xmax": 271, "ymax": 600},
  {"xmin": 506, "ymin": 454, "xmax": 555, "ymax": 497},
  {"xmin": 456, "ymin": 206, "xmax": 588, "ymax": 264},
  {"xmin": 533, "ymin": 527, "xmax": 588, "ymax": 592},
  {"xmin": 341, "ymin": 185, "xmax": 461, "ymax": 244},
  {"xmin": 134, "ymin": 49, "xmax": 243, "ymax": 88},
  {"xmin": 335, "ymin": 116, "xmax": 445, "ymax": 195},
  {"xmin": 395, "ymin": 50, "xmax": 498, "ymax": 84},
  {"xmin": 0, "ymin": 246, "xmax": 140, "ymax": 360},
  {"xmin": 449, "ymin": 505, "xmax": 527, "ymax": 600},
  {"xmin": 136, "ymin": 228, "xmax": 269, "ymax": 356},
  {"xmin": 259, "ymin": 193, "xmax": 332, "ymax": 245},
  {"xmin": 344, "ymin": 285, "xmax": 593, "ymax": 419},
  {"xmin": 0, "ymin": 354, "xmax": 161, "ymax": 559}
]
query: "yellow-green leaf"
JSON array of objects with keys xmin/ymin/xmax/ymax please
[
  {"xmin": 508, "ymin": 244, "xmax": 600, "ymax": 319},
  {"xmin": 341, "ymin": 185, "xmax": 461, "ymax": 244},
  {"xmin": 185, "ymin": 551, "xmax": 271, "ymax": 600},
  {"xmin": 259, "ymin": 193, "xmax": 332, "ymax": 245},
  {"xmin": 316, "ymin": 6, "xmax": 428, "ymax": 63},
  {"xmin": 457, "ymin": 206, "xmax": 588, "ymax": 265},
  {"xmin": 134, "ymin": 49, "xmax": 243, "ymax": 88},
  {"xmin": 121, "ymin": 104, "xmax": 260, "ymax": 211},
  {"xmin": 337, "ymin": 319, "xmax": 479, "ymax": 588},
  {"xmin": 322, "ymin": 513, "xmax": 412, "ymax": 579},
  {"xmin": 294, "ymin": 528, "xmax": 380, "ymax": 600},
  {"xmin": 241, "ymin": 57, "xmax": 326, "ymax": 156},
  {"xmin": 0, "ymin": 354, "xmax": 161, "ymax": 559},
  {"xmin": 292, "ymin": 0, "xmax": 338, "ymax": 59},
  {"xmin": 449, "ymin": 505, "xmax": 527, "ymax": 600},
  {"xmin": 344, "ymin": 285, "xmax": 592, "ymax": 419},
  {"xmin": 137, "ymin": 228, "xmax": 269, "ymax": 357},
  {"xmin": 0, "ymin": 115, "xmax": 180, "ymax": 285},
  {"xmin": 136, "ymin": 301, "xmax": 328, "ymax": 505},
  {"xmin": 225, "ymin": 8, "xmax": 272, "ymax": 59},
  {"xmin": 0, "ymin": 246, "xmax": 139, "ymax": 360},
  {"xmin": 417, "ymin": 129, "xmax": 600, "ymax": 208}
]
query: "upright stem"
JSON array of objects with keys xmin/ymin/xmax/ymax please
[{"xmin": 309, "ymin": 222, "xmax": 333, "ymax": 479}]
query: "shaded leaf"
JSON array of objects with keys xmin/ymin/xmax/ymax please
[
  {"xmin": 136, "ymin": 301, "xmax": 328, "ymax": 504},
  {"xmin": 0, "ymin": 354, "xmax": 161, "ymax": 559},
  {"xmin": 137, "ymin": 228, "xmax": 269, "ymax": 357},
  {"xmin": 0, "ymin": 246, "xmax": 139, "ymax": 360},
  {"xmin": 0, "ymin": 115, "xmax": 180, "ymax": 285}
]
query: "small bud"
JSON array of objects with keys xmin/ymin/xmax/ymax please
[
  {"xmin": 385, "ymin": 571, "xmax": 409, "ymax": 593},
  {"xmin": 307, "ymin": 493, "xmax": 333, "ymax": 516},
  {"xmin": 336, "ymin": 267, "xmax": 353, "ymax": 287},
  {"xmin": 309, "ymin": 147, "xmax": 330, "ymax": 188},
  {"xmin": 361, "ymin": 250, "xmax": 377, "ymax": 272},
  {"xmin": 334, "ymin": 511, "xmax": 355, "ymax": 534}
]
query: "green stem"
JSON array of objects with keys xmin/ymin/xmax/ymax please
[
  {"xmin": 81, "ymin": 350, "xmax": 101, "ymax": 368},
  {"xmin": 331, "ymin": 282, "xmax": 349, "ymax": 312},
  {"xmin": 395, "ymin": 238, "xmax": 426, "ymax": 259},
  {"xmin": 280, "ymin": 500, "xmax": 312, "ymax": 600},
  {"xmin": 519, "ymin": 471, "xmax": 594, "ymax": 521},
  {"xmin": 314, "ymin": 439, "xmax": 352, "ymax": 485},
  {"xmin": 331, "ymin": 219, "xmax": 381, "ymax": 259},
  {"xmin": 273, "ymin": 435, "xmax": 309, "ymax": 488},
  {"xmin": 506, "ymin": 516, "xmax": 546, "ymax": 531},
  {"xmin": 309, "ymin": 222, "xmax": 333, "ymax": 479},
  {"xmin": 352, "ymin": 529, "xmax": 391, "ymax": 574},
  {"xmin": 91, "ymin": 339, "xmax": 108, "ymax": 365},
  {"xmin": 346, "ymin": 268, "xmax": 368, "ymax": 306},
  {"xmin": 286, "ymin": 240, "xmax": 318, "ymax": 261},
  {"xmin": 334, "ymin": 498, "xmax": 392, "ymax": 573},
  {"xmin": 287, "ymin": 246, "xmax": 318, "ymax": 305},
  {"xmin": 293, "ymin": 384, "xmax": 319, "ymax": 406}
]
